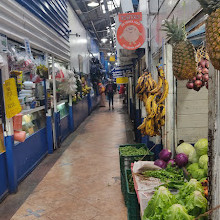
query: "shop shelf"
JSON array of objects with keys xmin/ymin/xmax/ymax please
[
  {"xmin": 125, "ymin": 169, "xmax": 141, "ymax": 220},
  {"xmin": 21, "ymin": 106, "xmax": 45, "ymax": 115}
]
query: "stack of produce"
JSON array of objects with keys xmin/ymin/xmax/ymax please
[
  {"xmin": 154, "ymin": 149, "xmax": 188, "ymax": 169},
  {"xmin": 196, "ymin": 0, "xmax": 220, "ymax": 70},
  {"xmin": 186, "ymin": 47, "xmax": 209, "ymax": 91},
  {"xmin": 176, "ymin": 139, "xmax": 208, "ymax": 181},
  {"xmin": 136, "ymin": 65, "xmax": 169, "ymax": 137},
  {"xmin": 120, "ymin": 146, "xmax": 149, "ymax": 156},
  {"xmin": 143, "ymin": 179, "xmax": 208, "ymax": 220},
  {"xmin": 162, "ymin": 17, "xmax": 197, "ymax": 80}
]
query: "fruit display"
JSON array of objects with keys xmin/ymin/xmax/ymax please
[
  {"xmin": 196, "ymin": 0, "xmax": 220, "ymax": 70},
  {"xmin": 186, "ymin": 47, "xmax": 209, "ymax": 91},
  {"xmin": 162, "ymin": 17, "xmax": 197, "ymax": 80},
  {"xmin": 136, "ymin": 65, "xmax": 169, "ymax": 137}
]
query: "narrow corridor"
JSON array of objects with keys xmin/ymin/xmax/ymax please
[{"xmin": 0, "ymin": 97, "xmax": 132, "ymax": 220}]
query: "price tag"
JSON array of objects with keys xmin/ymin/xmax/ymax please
[{"xmin": 3, "ymin": 78, "xmax": 22, "ymax": 118}]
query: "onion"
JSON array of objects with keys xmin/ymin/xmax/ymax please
[
  {"xmin": 203, "ymin": 74, "xmax": 209, "ymax": 82},
  {"xmin": 194, "ymin": 80, "xmax": 202, "ymax": 88},
  {"xmin": 205, "ymin": 60, "xmax": 209, "ymax": 69},
  {"xmin": 167, "ymin": 159, "xmax": 176, "ymax": 167},
  {"xmin": 192, "ymin": 76, "xmax": 197, "ymax": 82},
  {"xmin": 200, "ymin": 59, "xmax": 206, "ymax": 68},
  {"xmin": 175, "ymin": 153, "xmax": 188, "ymax": 168},
  {"xmin": 154, "ymin": 159, "xmax": 167, "ymax": 169},
  {"xmin": 202, "ymin": 68, "xmax": 209, "ymax": 74},
  {"xmin": 159, "ymin": 149, "xmax": 172, "ymax": 161},
  {"xmin": 193, "ymin": 85, "xmax": 201, "ymax": 92},
  {"xmin": 186, "ymin": 81, "xmax": 194, "ymax": 89},
  {"xmin": 196, "ymin": 73, "xmax": 203, "ymax": 80}
]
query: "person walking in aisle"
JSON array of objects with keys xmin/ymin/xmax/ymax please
[{"xmin": 105, "ymin": 78, "xmax": 116, "ymax": 110}]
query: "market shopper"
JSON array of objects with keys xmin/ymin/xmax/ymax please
[
  {"xmin": 98, "ymin": 82, "xmax": 106, "ymax": 107},
  {"xmin": 105, "ymin": 78, "xmax": 116, "ymax": 110}
]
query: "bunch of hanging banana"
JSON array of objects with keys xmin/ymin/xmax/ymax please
[{"xmin": 136, "ymin": 64, "xmax": 169, "ymax": 137}]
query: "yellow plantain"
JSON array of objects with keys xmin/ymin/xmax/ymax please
[
  {"xmin": 157, "ymin": 79, "xmax": 169, "ymax": 104},
  {"xmin": 149, "ymin": 77, "xmax": 163, "ymax": 94},
  {"xmin": 137, "ymin": 118, "xmax": 146, "ymax": 130},
  {"xmin": 148, "ymin": 99, "xmax": 158, "ymax": 119}
]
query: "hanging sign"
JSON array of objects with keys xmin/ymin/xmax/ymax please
[
  {"xmin": 117, "ymin": 12, "xmax": 146, "ymax": 51},
  {"xmin": 116, "ymin": 77, "xmax": 129, "ymax": 84},
  {"xmin": 0, "ymin": 34, "xmax": 8, "ymax": 53},
  {"xmin": 3, "ymin": 78, "xmax": 22, "ymax": 118}
]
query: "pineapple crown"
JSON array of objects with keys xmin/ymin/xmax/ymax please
[
  {"xmin": 162, "ymin": 17, "xmax": 186, "ymax": 45},
  {"xmin": 196, "ymin": 0, "xmax": 220, "ymax": 14}
]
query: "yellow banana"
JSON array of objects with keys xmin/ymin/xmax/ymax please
[
  {"xmin": 138, "ymin": 118, "xmax": 146, "ymax": 130},
  {"xmin": 158, "ymin": 79, "xmax": 169, "ymax": 104},
  {"xmin": 148, "ymin": 100, "xmax": 157, "ymax": 119},
  {"xmin": 149, "ymin": 77, "xmax": 163, "ymax": 94}
]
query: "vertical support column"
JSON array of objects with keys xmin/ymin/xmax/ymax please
[
  {"xmin": 44, "ymin": 54, "xmax": 53, "ymax": 154},
  {"xmin": 208, "ymin": 65, "xmax": 220, "ymax": 218},
  {"xmin": 164, "ymin": 44, "xmax": 175, "ymax": 152},
  {"xmin": 1, "ymin": 53, "xmax": 17, "ymax": 193},
  {"xmin": 52, "ymin": 56, "xmax": 59, "ymax": 148},
  {"xmin": 68, "ymin": 94, "xmax": 74, "ymax": 132},
  {"xmin": 120, "ymin": 0, "xmax": 134, "ymax": 13}
]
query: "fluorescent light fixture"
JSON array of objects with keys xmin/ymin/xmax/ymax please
[
  {"xmin": 88, "ymin": 2, "xmax": 99, "ymax": 7},
  {"xmin": 101, "ymin": 38, "xmax": 108, "ymax": 43}
]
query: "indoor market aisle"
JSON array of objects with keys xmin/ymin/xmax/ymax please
[{"xmin": 0, "ymin": 96, "xmax": 132, "ymax": 220}]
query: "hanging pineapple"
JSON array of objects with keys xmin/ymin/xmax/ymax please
[
  {"xmin": 162, "ymin": 17, "xmax": 197, "ymax": 80},
  {"xmin": 196, "ymin": 0, "xmax": 220, "ymax": 70}
]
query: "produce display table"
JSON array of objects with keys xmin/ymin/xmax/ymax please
[{"xmin": 131, "ymin": 162, "xmax": 162, "ymax": 217}]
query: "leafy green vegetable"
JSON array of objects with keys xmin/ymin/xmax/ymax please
[
  {"xmin": 176, "ymin": 179, "xmax": 204, "ymax": 202},
  {"xmin": 143, "ymin": 164, "xmax": 185, "ymax": 189},
  {"xmin": 189, "ymin": 149, "xmax": 199, "ymax": 163},
  {"xmin": 128, "ymin": 174, "xmax": 135, "ymax": 193},
  {"xmin": 185, "ymin": 191, "xmax": 208, "ymax": 218},
  {"xmin": 120, "ymin": 146, "xmax": 149, "ymax": 156},
  {"xmin": 187, "ymin": 163, "xmax": 206, "ymax": 181},
  {"xmin": 199, "ymin": 155, "xmax": 208, "ymax": 169},
  {"xmin": 143, "ymin": 186, "xmax": 176, "ymax": 220},
  {"xmin": 194, "ymin": 139, "xmax": 208, "ymax": 157},
  {"xmin": 164, "ymin": 204, "xmax": 194, "ymax": 220}
]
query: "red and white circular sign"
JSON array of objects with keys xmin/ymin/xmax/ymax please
[{"xmin": 117, "ymin": 20, "xmax": 146, "ymax": 50}]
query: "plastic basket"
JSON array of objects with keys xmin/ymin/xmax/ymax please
[
  {"xmin": 125, "ymin": 169, "xmax": 141, "ymax": 220},
  {"xmin": 119, "ymin": 144, "xmax": 154, "ymax": 205},
  {"xmin": 119, "ymin": 144, "xmax": 155, "ymax": 175}
]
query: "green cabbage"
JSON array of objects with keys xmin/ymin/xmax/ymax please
[
  {"xmin": 176, "ymin": 143, "xmax": 195, "ymax": 158},
  {"xmin": 199, "ymin": 155, "xmax": 208, "ymax": 169},
  {"xmin": 187, "ymin": 163, "xmax": 199, "ymax": 173},
  {"xmin": 164, "ymin": 204, "xmax": 194, "ymax": 220},
  {"xmin": 187, "ymin": 163, "xmax": 206, "ymax": 180},
  {"xmin": 185, "ymin": 191, "xmax": 208, "ymax": 218},
  {"xmin": 177, "ymin": 179, "xmax": 204, "ymax": 202},
  {"xmin": 188, "ymin": 149, "xmax": 199, "ymax": 163},
  {"xmin": 204, "ymin": 164, "xmax": 208, "ymax": 176},
  {"xmin": 194, "ymin": 139, "xmax": 208, "ymax": 157},
  {"xmin": 143, "ymin": 186, "xmax": 176, "ymax": 220}
]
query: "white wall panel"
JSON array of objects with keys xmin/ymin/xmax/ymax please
[
  {"xmin": 176, "ymin": 82, "xmax": 208, "ymax": 143},
  {"xmin": 150, "ymin": 0, "xmax": 201, "ymax": 55},
  {"xmin": 68, "ymin": 4, "xmax": 90, "ymax": 74},
  {"xmin": 0, "ymin": 0, "xmax": 70, "ymax": 61}
]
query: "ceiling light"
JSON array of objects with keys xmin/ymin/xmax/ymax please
[
  {"xmin": 101, "ymin": 38, "xmax": 108, "ymax": 43},
  {"xmin": 88, "ymin": 2, "xmax": 99, "ymax": 7}
]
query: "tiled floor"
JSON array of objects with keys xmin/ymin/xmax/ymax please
[{"xmin": 0, "ymin": 96, "xmax": 134, "ymax": 220}]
